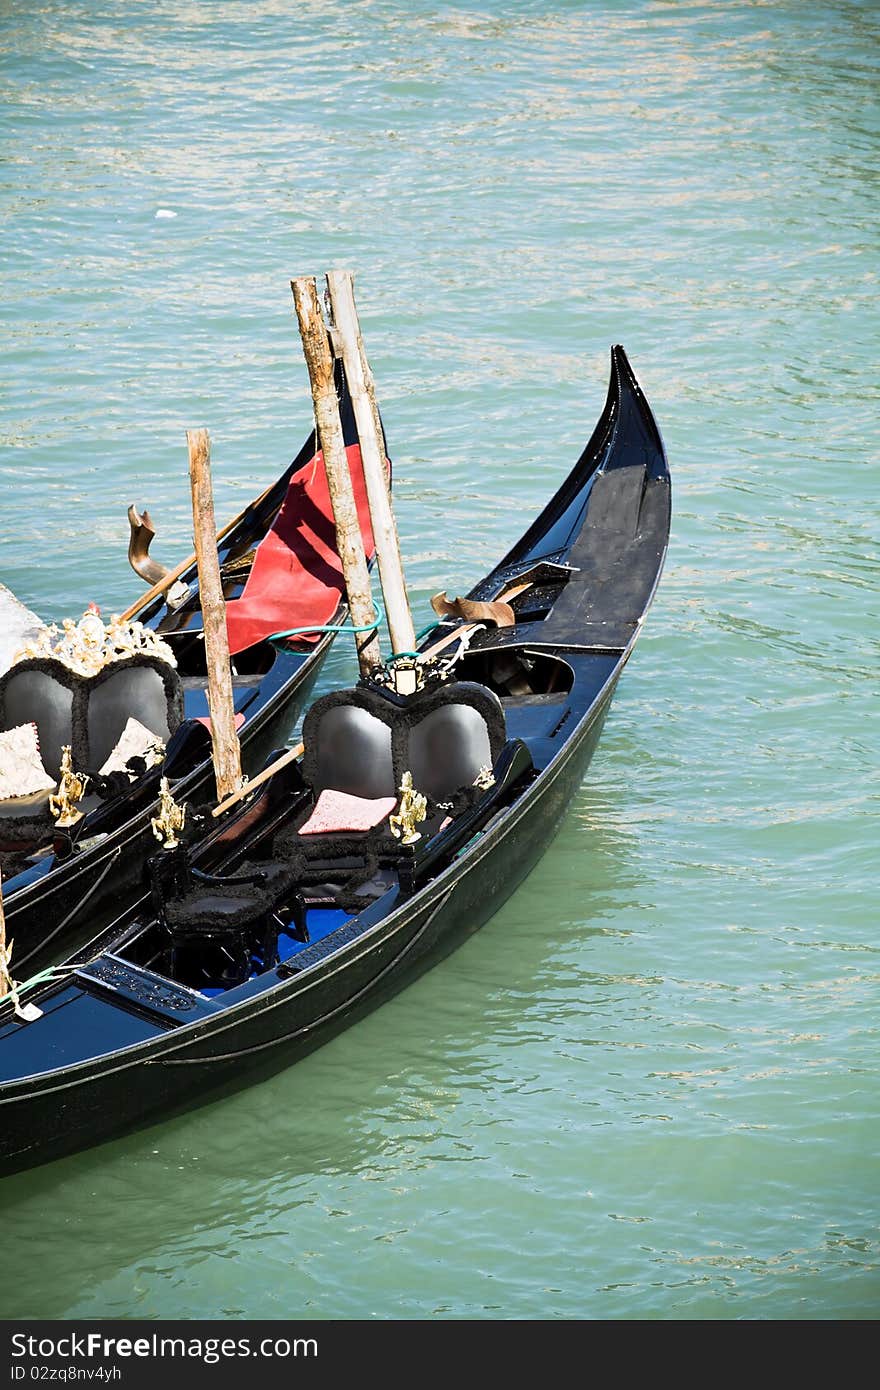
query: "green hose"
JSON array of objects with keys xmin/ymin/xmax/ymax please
[{"xmin": 268, "ymin": 598, "xmax": 386, "ymax": 648}]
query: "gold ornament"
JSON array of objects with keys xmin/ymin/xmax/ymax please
[
  {"xmin": 389, "ymin": 771, "xmax": 428, "ymax": 846},
  {"xmin": 13, "ymin": 607, "xmax": 176, "ymax": 677},
  {"xmin": 151, "ymin": 777, "xmax": 187, "ymax": 849},
  {"xmin": 49, "ymin": 746, "xmax": 90, "ymax": 827},
  {"xmin": 473, "ymin": 766, "xmax": 496, "ymax": 791}
]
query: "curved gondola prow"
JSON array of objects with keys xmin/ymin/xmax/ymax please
[{"xmin": 495, "ymin": 345, "xmax": 668, "ymax": 575}]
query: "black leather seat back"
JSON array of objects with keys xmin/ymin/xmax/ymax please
[
  {"xmin": 302, "ymin": 701, "xmax": 395, "ymax": 799},
  {"xmin": 0, "ymin": 664, "xmax": 76, "ymax": 777},
  {"xmin": 302, "ymin": 679, "xmax": 506, "ymax": 806},
  {"xmin": 87, "ymin": 660, "xmax": 182, "ymax": 770},
  {"xmin": 0, "ymin": 653, "xmax": 183, "ymax": 782},
  {"xmin": 408, "ymin": 703, "xmax": 496, "ymax": 802}
]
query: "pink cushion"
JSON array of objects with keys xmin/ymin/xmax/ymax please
[
  {"xmin": 298, "ymin": 788, "xmax": 397, "ymax": 836},
  {"xmin": 195, "ymin": 713, "xmax": 246, "ymax": 732}
]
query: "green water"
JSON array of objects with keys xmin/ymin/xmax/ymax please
[{"xmin": 1, "ymin": 0, "xmax": 877, "ymax": 1320}]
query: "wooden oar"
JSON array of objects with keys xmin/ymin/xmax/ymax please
[
  {"xmin": 292, "ymin": 275, "xmax": 382, "ymax": 676},
  {"xmin": 188, "ymin": 428, "xmax": 243, "ymax": 801},
  {"xmin": 326, "ymin": 269, "xmax": 416, "ymax": 655},
  {"xmin": 212, "ymin": 741, "xmax": 305, "ymax": 819}
]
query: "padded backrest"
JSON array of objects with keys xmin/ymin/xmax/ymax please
[
  {"xmin": 0, "ymin": 665, "xmax": 75, "ymax": 777},
  {"xmin": 87, "ymin": 661, "xmax": 181, "ymax": 770},
  {"xmin": 303, "ymin": 700, "xmax": 396, "ymax": 799},
  {"xmin": 0, "ymin": 653, "xmax": 182, "ymax": 779},
  {"xmin": 302, "ymin": 679, "xmax": 506, "ymax": 806},
  {"xmin": 408, "ymin": 703, "xmax": 496, "ymax": 802}
]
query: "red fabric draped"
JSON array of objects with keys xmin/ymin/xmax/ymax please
[{"xmin": 225, "ymin": 443, "xmax": 380, "ymax": 656}]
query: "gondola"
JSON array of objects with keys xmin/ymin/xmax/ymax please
[
  {"xmin": 0, "ymin": 363, "xmax": 384, "ymax": 975},
  {"xmin": 0, "ymin": 346, "xmax": 670, "ymax": 1174}
]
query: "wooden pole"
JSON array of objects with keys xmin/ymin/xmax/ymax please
[
  {"xmin": 325, "ymin": 269, "xmax": 416, "ymax": 656},
  {"xmin": 291, "ymin": 276, "xmax": 382, "ymax": 675},
  {"xmin": 0, "ymin": 867, "xmax": 8, "ymax": 1000},
  {"xmin": 212, "ymin": 741, "xmax": 305, "ymax": 819},
  {"xmin": 187, "ymin": 428, "xmax": 243, "ymax": 800}
]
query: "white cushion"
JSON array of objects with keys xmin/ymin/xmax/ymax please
[
  {"xmin": 98, "ymin": 717, "xmax": 165, "ymax": 776},
  {"xmin": 0, "ymin": 723, "xmax": 55, "ymax": 799}
]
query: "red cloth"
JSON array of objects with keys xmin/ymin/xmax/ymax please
[{"xmin": 225, "ymin": 443, "xmax": 381, "ymax": 656}]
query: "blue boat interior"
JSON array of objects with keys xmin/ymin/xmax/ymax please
[{"xmin": 200, "ymin": 905, "xmax": 352, "ymax": 997}]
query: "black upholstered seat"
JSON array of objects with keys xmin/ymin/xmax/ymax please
[
  {"xmin": 407, "ymin": 700, "xmax": 500, "ymax": 803},
  {"xmin": 161, "ymin": 859, "xmax": 301, "ymax": 989},
  {"xmin": 272, "ymin": 679, "xmax": 508, "ymax": 898},
  {"xmin": 0, "ymin": 666, "xmax": 74, "ymax": 781},
  {"xmin": 0, "ymin": 653, "xmax": 183, "ymax": 851},
  {"xmin": 86, "ymin": 659, "xmax": 182, "ymax": 770},
  {"xmin": 164, "ymin": 860, "xmax": 297, "ymax": 933},
  {"xmin": 0, "ymin": 654, "xmax": 183, "ymax": 781},
  {"xmin": 300, "ymin": 679, "xmax": 506, "ymax": 805}
]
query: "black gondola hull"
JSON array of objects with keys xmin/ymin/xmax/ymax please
[
  {"xmin": 0, "ymin": 344, "xmax": 670, "ymax": 1175},
  {"xmin": 0, "ymin": 681, "xmax": 615, "ymax": 1173}
]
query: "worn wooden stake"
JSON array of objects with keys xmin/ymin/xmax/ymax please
[
  {"xmin": 325, "ymin": 270, "xmax": 416, "ymax": 656},
  {"xmin": 187, "ymin": 428, "xmax": 243, "ymax": 800},
  {"xmin": 291, "ymin": 276, "xmax": 382, "ymax": 674},
  {"xmin": 0, "ymin": 867, "xmax": 8, "ymax": 1000}
]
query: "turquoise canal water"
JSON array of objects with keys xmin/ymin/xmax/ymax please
[{"xmin": 1, "ymin": 0, "xmax": 877, "ymax": 1320}]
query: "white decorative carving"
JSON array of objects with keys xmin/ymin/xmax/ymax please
[{"xmin": 12, "ymin": 605, "xmax": 176, "ymax": 677}]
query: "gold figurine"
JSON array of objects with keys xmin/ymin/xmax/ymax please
[
  {"xmin": 49, "ymin": 747, "xmax": 90, "ymax": 827},
  {"xmin": 389, "ymin": 771, "xmax": 428, "ymax": 846},
  {"xmin": 151, "ymin": 777, "xmax": 187, "ymax": 849}
]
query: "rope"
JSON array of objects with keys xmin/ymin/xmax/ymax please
[
  {"xmin": 0, "ymin": 962, "xmax": 81, "ymax": 1020},
  {"xmin": 270, "ymin": 602, "xmax": 476, "ymax": 668},
  {"xmin": 267, "ymin": 597, "xmax": 386, "ymax": 648},
  {"xmin": 16, "ymin": 844, "xmax": 123, "ymax": 972}
]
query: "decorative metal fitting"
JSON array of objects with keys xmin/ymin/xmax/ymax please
[
  {"xmin": 13, "ymin": 606, "xmax": 177, "ymax": 677},
  {"xmin": 391, "ymin": 657, "xmax": 424, "ymax": 698},
  {"xmin": 49, "ymin": 746, "xmax": 90, "ymax": 827},
  {"xmin": 389, "ymin": 771, "xmax": 428, "ymax": 846},
  {"xmin": 473, "ymin": 766, "xmax": 496, "ymax": 791},
  {"xmin": 151, "ymin": 777, "xmax": 187, "ymax": 849}
]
